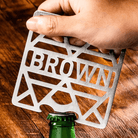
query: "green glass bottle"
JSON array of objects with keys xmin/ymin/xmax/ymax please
[{"xmin": 47, "ymin": 113, "xmax": 76, "ymax": 138}]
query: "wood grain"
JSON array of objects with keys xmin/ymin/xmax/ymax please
[{"xmin": 0, "ymin": 0, "xmax": 138, "ymax": 138}]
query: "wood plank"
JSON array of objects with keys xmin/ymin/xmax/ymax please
[
  {"xmin": 0, "ymin": 79, "xmax": 44, "ymax": 137},
  {"xmin": 29, "ymin": 0, "xmax": 45, "ymax": 8},
  {"xmin": 0, "ymin": 1, "xmax": 46, "ymax": 137}
]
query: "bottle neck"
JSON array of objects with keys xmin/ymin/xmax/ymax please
[
  {"xmin": 49, "ymin": 121, "xmax": 76, "ymax": 138},
  {"xmin": 50, "ymin": 120, "xmax": 75, "ymax": 127},
  {"xmin": 47, "ymin": 113, "xmax": 76, "ymax": 138}
]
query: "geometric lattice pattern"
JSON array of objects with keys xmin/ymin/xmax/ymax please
[{"xmin": 12, "ymin": 11, "xmax": 126, "ymax": 129}]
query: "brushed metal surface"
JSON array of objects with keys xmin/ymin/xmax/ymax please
[{"xmin": 12, "ymin": 10, "xmax": 126, "ymax": 129}]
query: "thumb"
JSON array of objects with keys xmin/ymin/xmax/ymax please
[{"xmin": 26, "ymin": 15, "xmax": 78, "ymax": 37}]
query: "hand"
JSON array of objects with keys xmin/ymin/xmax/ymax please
[{"xmin": 26, "ymin": 0, "xmax": 138, "ymax": 55}]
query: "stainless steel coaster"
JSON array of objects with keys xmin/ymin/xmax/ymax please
[{"xmin": 12, "ymin": 10, "xmax": 126, "ymax": 129}]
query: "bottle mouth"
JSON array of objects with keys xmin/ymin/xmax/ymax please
[{"xmin": 49, "ymin": 112, "xmax": 75, "ymax": 117}]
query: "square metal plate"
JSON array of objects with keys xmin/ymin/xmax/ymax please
[{"xmin": 12, "ymin": 10, "xmax": 126, "ymax": 129}]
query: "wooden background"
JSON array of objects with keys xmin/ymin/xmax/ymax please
[{"xmin": 0, "ymin": 0, "xmax": 138, "ymax": 137}]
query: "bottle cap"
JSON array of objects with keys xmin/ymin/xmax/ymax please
[{"xmin": 47, "ymin": 113, "xmax": 77, "ymax": 122}]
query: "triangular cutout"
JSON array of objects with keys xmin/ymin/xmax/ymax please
[
  {"xmin": 86, "ymin": 112, "xmax": 100, "ymax": 124},
  {"xmin": 32, "ymin": 84, "xmax": 52, "ymax": 103},
  {"xmin": 62, "ymin": 83, "xmax": 67, "ymax": 88},
  {"xmin": 52, "ymin": 91, "xmax": 72, "ymax": 105},
  {"xmin": 104, "ymin": 69, "xmax": 109, "ymax": 80},
  {"xmin": 17, "ymin": 74, "xmax": 28, "ymax": 96},
  {"xmin": 31, "ymin": 32, "xmax": 40, "ymax": 42},
  {"xmin": 75, "ymin": 96, "xmax": 97, "ymax": 115},
  {"xmin": 109, "ymin": 72, "xmax": 115, "ymax": 88},
  {"xmin": 25, "ymin": 50, "xmax": 33, "ymax": 67},
  {"xmin": 99, "ymin": 76, "xmax": 105, "ymax": 86},
  {"xmin": 43, "ymin": 35, "xmax": 52, "ymax": 39},
  {"xmin": 97, "ymin": 97, "xmax": 109, "ymax": 119},
  {"xmin": 80, "ymin": 72, "xmax": 86, "ymax": 82},
  {"xmin": 89, "ymin": 68, "xmax": 100, "ymax": 84},
  {"xmin": 78, "ymin": 63, "xmax": 87, "ymax": 82},
  {"xmin": 71, "ymin": 50, "xmax": 76, "ymax": 54},
  {"xmin": 19, "ymin": 94, "xmax": 34, "ymax": 106},
  {"xmin": 87, "ymin": 45, "xmax": 98, "ymax": 52}
]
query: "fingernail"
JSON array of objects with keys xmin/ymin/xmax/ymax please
[{"xmin": 26, "ymin": 17, "xmax": 38, "ymax": 31}]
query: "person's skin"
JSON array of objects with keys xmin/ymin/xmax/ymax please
[{"xmin": 26, "ymin": 0, "xmax": 138, "ymax": 56}]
